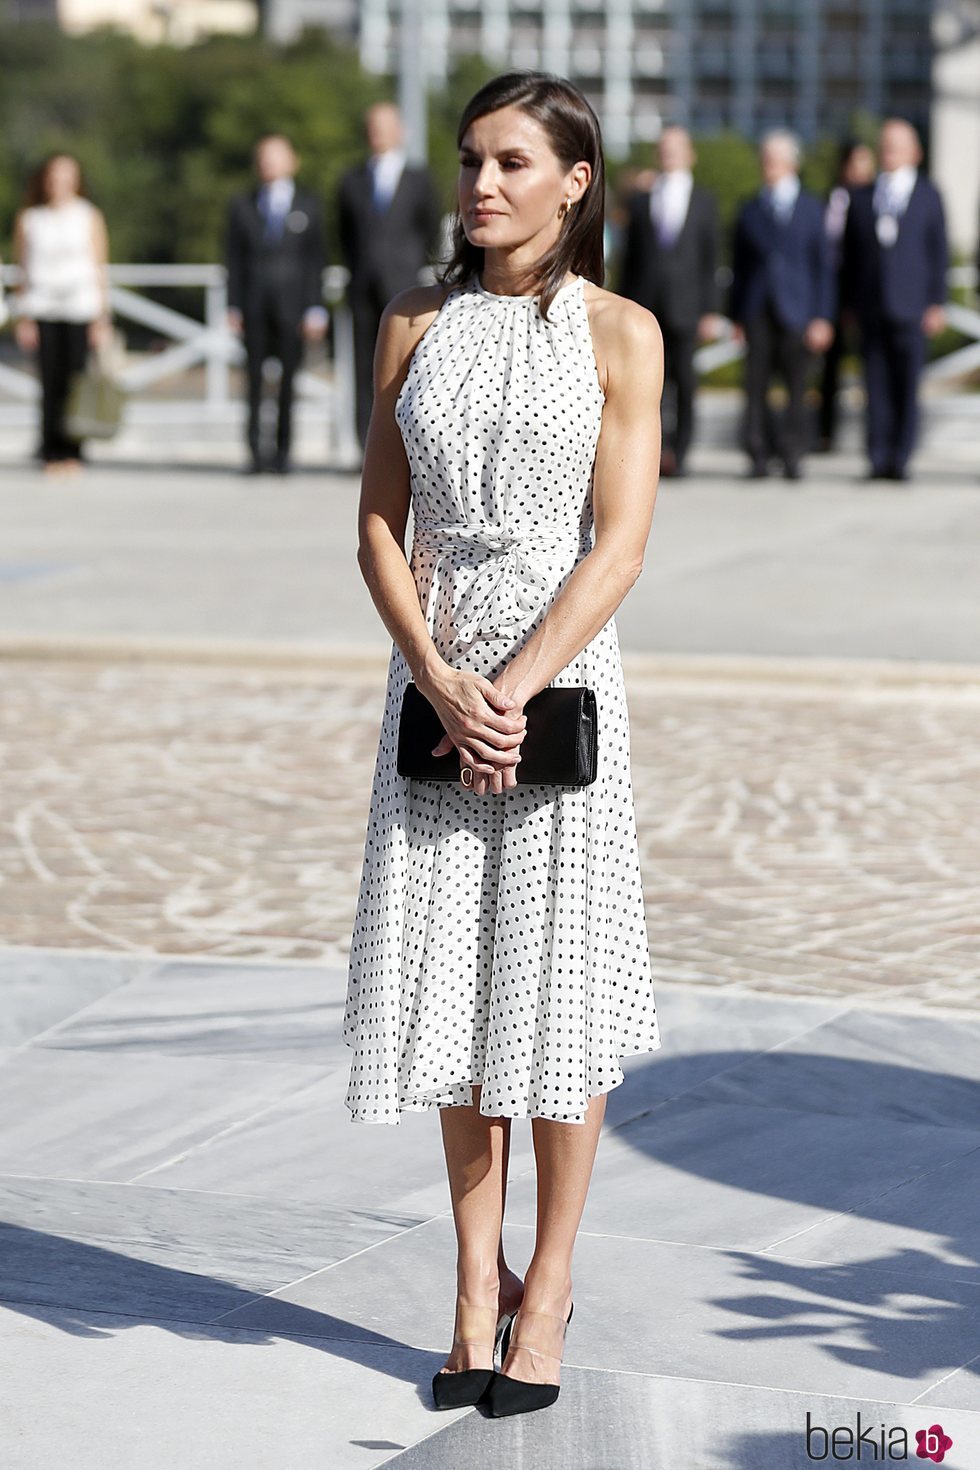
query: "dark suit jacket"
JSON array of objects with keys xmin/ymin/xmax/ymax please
[
  {"xmin": 337, "ymin": 160, "xmax": 443, "ymax": 303},
  {"xmin": 618, "ymin": 182, "xmax": 719, "ymax": 331},
  {"xmin": 731, "ymin": 187, "xmax": 835, "ymax": 333},
  {"xmin": 226, "ymin": 184, "xmax": 327, "ymax": 320},
  {"xmin": 840, "ymin": 175, "xmax": 948, "ymax": 328}
]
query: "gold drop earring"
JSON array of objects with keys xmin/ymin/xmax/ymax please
[{"xmin": 559, "ymin": 196, "xmax": 574, "ymax": 220}]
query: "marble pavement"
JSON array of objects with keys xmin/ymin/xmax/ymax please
[
  {"xmin": 1, "ymin": 446, "xmax": 979, "ymax": 1467},
  {"xmin": 0, "ymin": 945, "xmax": 978, "ymax": 1469}
]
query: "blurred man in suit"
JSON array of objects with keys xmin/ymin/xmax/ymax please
[
  {"xmin": 337, "ymin": 102, "xmax": 443, "ymax": 449},
  {"xmin": 618, "ymin": 126, "xmax": 720, "ymax": 477},
  {"xmin": 731, "ymin": 131, "xmax": 835, "ymax": 480},
  {"xmin": 226, "ymin": 134, "xmax": 328, "ymax": 475},
  {"xmin": 841, "ymin": 118, "xmax": 948, "ymax": 482}
]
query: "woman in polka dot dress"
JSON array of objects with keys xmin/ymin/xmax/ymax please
[{"xmin": 344, "ymin": 72, "xmax": 664, "ymax": 1417}]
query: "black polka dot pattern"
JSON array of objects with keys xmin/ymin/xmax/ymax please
[{"xmin": 343, "ymin": 274, "xmax": 662, "ymax": 1126}]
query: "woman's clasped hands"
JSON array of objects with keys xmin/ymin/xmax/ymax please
[{"xmin": 424, "ymin": 669, "xmax": 527, "ymax": 795}]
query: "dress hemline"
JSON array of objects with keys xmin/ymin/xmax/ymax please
[{"xmin": 343, "ymin": 1035, "xmax": 664, "ymax": 1126}]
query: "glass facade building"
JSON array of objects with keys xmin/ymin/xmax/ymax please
[{"xmin": 264, "ymin": 0, "xmax": 933, "ymax": 155}]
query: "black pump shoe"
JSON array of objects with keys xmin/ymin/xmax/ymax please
[
  {"xmin": 485, "ymin": 1300, "xmax": 574, "ymax": 1417},
  {"xmin": 431, "ymin": 1303, "xmax": 514, "ymax": 1410}
]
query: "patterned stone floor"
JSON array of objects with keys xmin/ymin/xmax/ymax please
[{"xmin": 2, "ymin": 653, "xmax": 978, "ymax": 1013}]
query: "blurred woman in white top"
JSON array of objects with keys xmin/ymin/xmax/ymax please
[{"xmin": 13, "ymin": 153, "xmax": 111, "ymax": 474}]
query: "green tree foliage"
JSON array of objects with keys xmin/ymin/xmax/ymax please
[
  {"xmin": 0, "ymin": 22, "xmax": 387, "ymax": 263},
  {"xmin": 0, "ymin": 22, "xmax": 869, "ymax": 271}
]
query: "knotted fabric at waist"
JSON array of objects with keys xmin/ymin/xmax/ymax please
[{"xmin": 411, "ymin": 519, "xmax": 593, "ymax": 649}]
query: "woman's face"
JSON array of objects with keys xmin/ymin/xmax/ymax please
[
  {"xmin": 458, "ymin": 104, "xmax": 590, "ymax": 258},
  {"xmin": 44, "ymin": 156, "xmax": 81, "ymax": 203}
]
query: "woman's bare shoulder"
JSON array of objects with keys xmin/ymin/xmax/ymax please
[
  {"xmin": 374, "ymin": 282, "xmax": 457, "ymax": 390},
  {"xmin": 381, "ymin": 282, "xmax": 456, "ymax": 345},
  {"xmin": 581, "ymin": 280, "xmax": 663, "ymax": 395}
]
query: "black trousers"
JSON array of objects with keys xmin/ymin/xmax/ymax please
[
  {"xmin": 861, "ymin": 318, "xmax": 926, "ymax": 475},
  {"xmin": 660, "ymin": 323, "xmax": 698, "ymax": 469},
  {"xmin": 743, "ymin": 304, "xmax": 811, "ymax": 471},
  {"xmin": 818, "ymin": 312, "xmax": 847, "ymax": 446},
  {"xmin": 243, "ymin": 298, "xmax": 304, "ymax": 463},
  {"xmin": 350, "ymin": 281, "xmax": 390, "ymax": 450},
  {"xmin": 37, "ymin": 319, "xmax": 90, "ymax": 462}
]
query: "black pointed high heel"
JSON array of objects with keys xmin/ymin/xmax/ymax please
[
  {"xmin": 485, "ymin": 1300, "xmax": 574, "ymax": 1416},
  {"xmin": 431, "ymin": 1302, "xmax": 514, "ymax": 1410}
]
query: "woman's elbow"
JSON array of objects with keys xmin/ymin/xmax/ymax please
[
  {"xmin": 612, "ymin": 553, "xmax": 645, "ymax": 591},
  {"xmin": 623, "ymin": 556, "xmax": 644, "ymax": 586},
  {"xmin": 592, "ymin": 542, "xmax": 644, "ymax": 592}
]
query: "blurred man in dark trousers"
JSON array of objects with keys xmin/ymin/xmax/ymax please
[
  {"xmin": 841, "ymin": 118, "xmax": 948, "ymax": 482},
  {"xmin": 337, "ymin": 102, "xmax": 443, "ymax": 450},
  {"xmin": 730, "ymin": 131, "xmax": 835, "ymax": 480},
  {"xmin": 618, "ymin": 126, "xmax": 720, "ymax": 478},
  {"xmin": 226, "ymin": 134, "xmax": 328, "ymax": 474}
]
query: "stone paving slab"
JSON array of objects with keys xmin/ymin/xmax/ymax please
[
  {"xmin": 2, "ymin": 656, "xmax": 978, "ymax": 1012},
  {"xmin": 0, "ymin": 1302, "xmax": 453, "ymax": 1470},
  {"xmin": 501, "ymin": 1094, "xmax": 980, "ymax": 1255},
  {"xmin": 1, "ymin": 947, "xmax": 978, "ymax": 1468},
  {"xmin": 0, "ymin": 1177, "xmax": 425, "ymax": 1321},
  {"xmin": 2, "ymin": 1299, "xmax": 977, "ymax": 1470},
  {"xmin": 216, "ymin": 1212, "xmax": 980, "ymax": 1405},
  {"xmin": 0, "ymin": 1044, "xmax": 325, "ymax": 1180}
]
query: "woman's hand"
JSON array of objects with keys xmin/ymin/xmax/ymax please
[
  {"xmin": 87, "ymin": 317, "xmax": 112, "ymax": 352},
  {"xmin": 15, "ymin": 318, "xmax": 39, "ymax": 353},
  {"xmin": 423, "ymin": 667, "xmax": 526, "ymax": 796}
]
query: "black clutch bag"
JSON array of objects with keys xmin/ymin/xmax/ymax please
[{"xmin": 397, "ymin": 681, "xmax": 598, "ymax": 787}]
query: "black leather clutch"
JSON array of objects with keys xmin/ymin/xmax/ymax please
[{"xmin": 396, "ymin": 681, "xmax": 598, "ymax": 786}]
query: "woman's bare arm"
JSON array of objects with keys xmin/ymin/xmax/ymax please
[
  {"xmin": 87, "ymin": 206, "xmax": 112, "ymax": 347},
  {"xmin": 11, "ymin": 213, "xmax": 39, "ymax": 352},
  {"xmin": 356, "ymin": 286, "xmax": 528, "ymax": 775},
  {"xmin": 495, "ymin": 290, "xmax": 663, "ymax": 710},
  {"xmin": 90, "ymin": 207, "xmax": 110, "ymax": 318}
]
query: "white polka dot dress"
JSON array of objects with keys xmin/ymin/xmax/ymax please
[{"xmin": 343, "ymin": 272, "xmax": 662, "ymax": 1125}]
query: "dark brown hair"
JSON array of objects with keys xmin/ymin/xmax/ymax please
[
  {"xmin": 23, "ymin": 152, "xmax": 88, "ymax": 208},
  {"xmin": 437, "ymin": 71, "xmax": 605, "ymax": 320}
]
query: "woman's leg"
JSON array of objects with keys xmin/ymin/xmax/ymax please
[
  {"xmin": 62, "ymin": 321, "xmax": 90, "ymax": 462},
  {"xmin": 437, "ymin": 1085, "xmax": 524, "ymax": 1372},
  {"xmin": 36, "ymin": 320, "xmax": 63, "ymax": 464},
  {"xmin": 500, "ymin": 1089, "xmax": 607, "ymax": 1385}
]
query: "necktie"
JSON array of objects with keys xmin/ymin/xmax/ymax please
[
  {"xmin": 261, "ymin": 185, "xmax": 287, "ymax": 241},
  {"xmin": 767, "ymin": 187, "xmax": 791, "ymax": 224},
  {"xmin": 656, "ymin": 188, "xmax": 678, "ymax": 249},
  {"xmin": 874, "ymin": 177, "xmax": 900, "ymax": 247},
  {"xmin": 372, "ymin": 160, "xmax": 392, "ymax": 213}
]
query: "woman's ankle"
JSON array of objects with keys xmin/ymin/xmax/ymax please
[
  {"xmin": 455, "ymin": 1264, "xmax": 501, "ymax": 1305},
  {"xmin": 520, "ymin": 1262, "xmax": 573, "ymax": 1311}
]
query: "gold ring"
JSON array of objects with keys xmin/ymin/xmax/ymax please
[{"xmin": 460, "ymin": 765, "xmax": 474, "ymax": 787}]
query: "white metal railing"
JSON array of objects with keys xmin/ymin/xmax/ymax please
[
  {"xmin": 690, "ymin": 263, "xmax": 980, "ymax": 381},
  {"xmin": 1, "ymin": 261, "xmax": 977, "ymax": 448},
  {"xmin": 0, "ymin": 262, "xmax": 360, "ymax": 463}
]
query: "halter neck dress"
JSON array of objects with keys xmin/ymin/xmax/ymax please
[{"xmin": 343, "ymin": 272, "xmax": 662, "ymax": 1125}]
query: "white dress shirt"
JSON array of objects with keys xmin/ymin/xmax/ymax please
[
  {"xmin": 370, "ymin": 147, "xmax": 406, "ymax": 210},
  {"xmin": 874, "ymin": 164, "xmax": 917, "ymax": 216},
  {"xmin": 649, "ymin": 168, "xmax": 693, "ymax": 248},
  {"xmin": 261, "ymin": 177, "xmax": 295, "ymax": 227},
  {"xmin": 873, "ymin": 165, "xmax": 917, "ymax": 247},
  {"xmin": 766, "ymin": 173, "xmax": 801, "ymax": 222}
]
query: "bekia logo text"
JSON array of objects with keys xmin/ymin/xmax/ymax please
[{"xmin": 805, "ymin": 1411, "xmax": 953, "ymax": 1462}]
